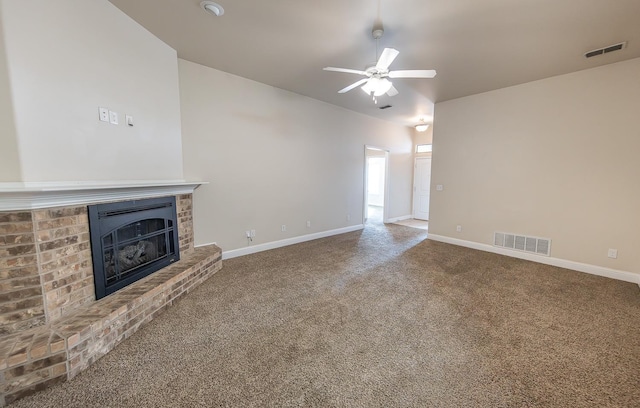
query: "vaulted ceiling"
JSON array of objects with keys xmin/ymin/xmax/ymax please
[{"xmin": 109, "ymin": 0, "xmax": 640, "ymax": 127}]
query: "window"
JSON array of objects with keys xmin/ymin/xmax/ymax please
[{"xmin": 416, "ymin": 144, "xmax": 432, "ymax": 153}]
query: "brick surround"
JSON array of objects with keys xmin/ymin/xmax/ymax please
[
  {"xmin": 177, "ymin": 194, "xmax": 194, "ymax": 255},
  {"xmin": 0, "ymin": 193, "xmax": 220, "ymax": 406},
  {"xmin": 0, "ymin": 212, "xmax": 44, "ymax": 334},
  {"xmin": 35, "ymin": 206, "xmax": 93, "ymax": 325}
]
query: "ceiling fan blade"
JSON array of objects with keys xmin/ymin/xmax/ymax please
[
  {"xmin": 338, "ymin": 78, "xmax": 370, "ymax": 93},
  {"xmin": 376, "ymin": 48, "xmax": 400, "ymax": 71},
  {"xmin": 386, "ymin": 85, "xmax": 399, "ymax": 97},
  {"xmin": 388, "ymin": 69, "xmax": 437, "ymax": 79},
  {"xmin": 323, "ymin": 67, "xmax": 367, "ymax": 76}
]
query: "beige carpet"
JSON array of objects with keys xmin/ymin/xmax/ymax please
[{"xmin": 11, "ymin": 222, "xmax": 640, "ymax": 407}]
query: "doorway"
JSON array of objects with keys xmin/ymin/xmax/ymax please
[
  {"xmin": 364, "ymin": 146, "xmax": 389, "ymax": 224},
  {"xmin": 413, "ymin": 157, "xmax": 432, "ymax": 221}
]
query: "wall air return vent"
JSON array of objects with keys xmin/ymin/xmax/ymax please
[
  {"xmin": 494, "ymin": 232, "xmax": 551, "ymax": 256},
  {"xmin": 584, "ymin": 41, "xmax": 626, "ymax": 58}
]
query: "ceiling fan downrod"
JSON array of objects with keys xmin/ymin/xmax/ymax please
[{"xmin": 372, "ymin": 26, "xmax": 384, "ymax": 63}]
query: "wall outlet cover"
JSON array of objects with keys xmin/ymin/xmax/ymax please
[
  {"xmin": 99, "ymin": 107, "xmax": 109, "ymax": 122},
  {"xmin": 109, "ymin": 111, "xmax": 119, "ymax": 125}
]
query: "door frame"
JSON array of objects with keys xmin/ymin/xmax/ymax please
[
  {"xmin": 412, "ymin": 156, "xmax": 432, "ymax": 220},
  {"xmin": 363, "ymin": 145, "xmax": 390, "ymax": 224}
]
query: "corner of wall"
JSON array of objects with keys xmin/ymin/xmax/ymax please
[{"xmin": 0, "ymin": 5, "xmax": 22, "ymax": 182}]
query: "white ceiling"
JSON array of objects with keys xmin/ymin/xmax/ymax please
[{"xmin": 109, "ymin": 0, "xmax": 640, "ymax": 127}]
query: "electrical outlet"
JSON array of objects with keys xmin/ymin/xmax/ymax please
[
  {"xmin": 436, "ymin": 184, "xmax": 444, "ymax": 191},
  {"xmin": 456, "ymin": 225, "xmax": 462, "ymax": 232},
  {"xmin": 306, "ymin": 221, "xmax": 311, "ymax": 228},
  {"xmin": 109, "ymin": 110, "xmax": 119, "ymax": 125},
  {"xmin": 607, "ymin": 249, "xmax": 618, "ymax": 259},
  {"xmin": 99, "ymin": 107, "xmax": 109, "ymax": 122},
  {"xmin": 250, "ymin": 230, "xmax": 256, "ymax": 238},
  {"xmin": 281, "ymin": 225, "xmax": 286, "ymax": 232},
  {"xmin": 245, "ymin": 231, "xmax": 251, "ymax": 238}
]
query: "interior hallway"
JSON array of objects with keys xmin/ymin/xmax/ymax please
[{"xmin": 368, "ymin": 205, "xmax": 429, "ymax": 231}]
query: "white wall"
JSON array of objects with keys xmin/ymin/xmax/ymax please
[
  {"xmin": 430, "ymin": 57, "xmax": 640, "ymax": 276},
  {"xmin": 179, "ymin": 59, "xmax": 415, "ymax": 252},
  {"xmin": 0, "ymin": 0, "xmax": 183, "ymax": 182},
  {"xmin": 0, "ymin": 4, "xmax": 20, "ymax": 181}
]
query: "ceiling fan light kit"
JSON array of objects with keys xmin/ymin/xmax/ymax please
[{"xmin": 361, "ymin": 77, "xmax": 393, "ymax": 96}]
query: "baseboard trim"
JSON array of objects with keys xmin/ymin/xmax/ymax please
[
  {"xmin": 386, "ymin": 214, "xmax": 413, "ymax": 223},
  {"xmin": 428, "ymin": 234, "xmax": 640, "ymax": 285},
  {"xmin": 209, "ymin": 225, "xmax": 365, "ymax": 260}
]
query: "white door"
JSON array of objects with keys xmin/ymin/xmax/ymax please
[{"xmin": 413, "ymin": 158, "xmax": 432, "ymax": 220}]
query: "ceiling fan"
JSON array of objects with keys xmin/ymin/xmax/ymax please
[{"xmin": 323, "ymin": 27, "xmax": 436, "ymax": 102}]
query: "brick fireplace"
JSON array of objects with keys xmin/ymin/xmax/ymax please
[{"xmin": 0, "ymin": 183, "xmax": 221, "ymax": 406}]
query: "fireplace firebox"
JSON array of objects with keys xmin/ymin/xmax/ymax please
[{"xmin": 88, "ymin": 197, "xmax": 180, "ymax": 299}]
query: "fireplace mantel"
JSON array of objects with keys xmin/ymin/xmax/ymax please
[{"xmin": 0, "ymin": 180, "xmax": 207, "ymax": 211}]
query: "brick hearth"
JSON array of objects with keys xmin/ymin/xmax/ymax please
[{"xmin": 0, "ymin": 193, "xmax": 222, "ymax": 406}]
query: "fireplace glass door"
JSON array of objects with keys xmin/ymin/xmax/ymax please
[
  {"xmin": 88, "ymin": 197, "xmax": 180, "ymax": 299},
  {"xmin": 103, "ymin": 218, "xmax": 174, "ymax": 286}
]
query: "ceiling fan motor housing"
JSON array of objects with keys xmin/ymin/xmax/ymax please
[{"xmin": 365, "ymin": 66, "xmax": 386, "ymax": 78}]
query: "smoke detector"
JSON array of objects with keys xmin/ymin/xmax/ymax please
[{"xmin": 200, "ymin": 1, "xmax": 224, "ymax": 16}]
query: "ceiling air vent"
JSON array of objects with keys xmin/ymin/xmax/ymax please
[
  {"xmin": 585, "ymin": 41, "xmax": 626, "ymax": 58},
  {"xmin": 494, "ymin": 232, "xmax": 551, "ymax": 256},
  {"xmin": 379, "ymin": 105, "xmax": 392, "ymax": 110}
]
